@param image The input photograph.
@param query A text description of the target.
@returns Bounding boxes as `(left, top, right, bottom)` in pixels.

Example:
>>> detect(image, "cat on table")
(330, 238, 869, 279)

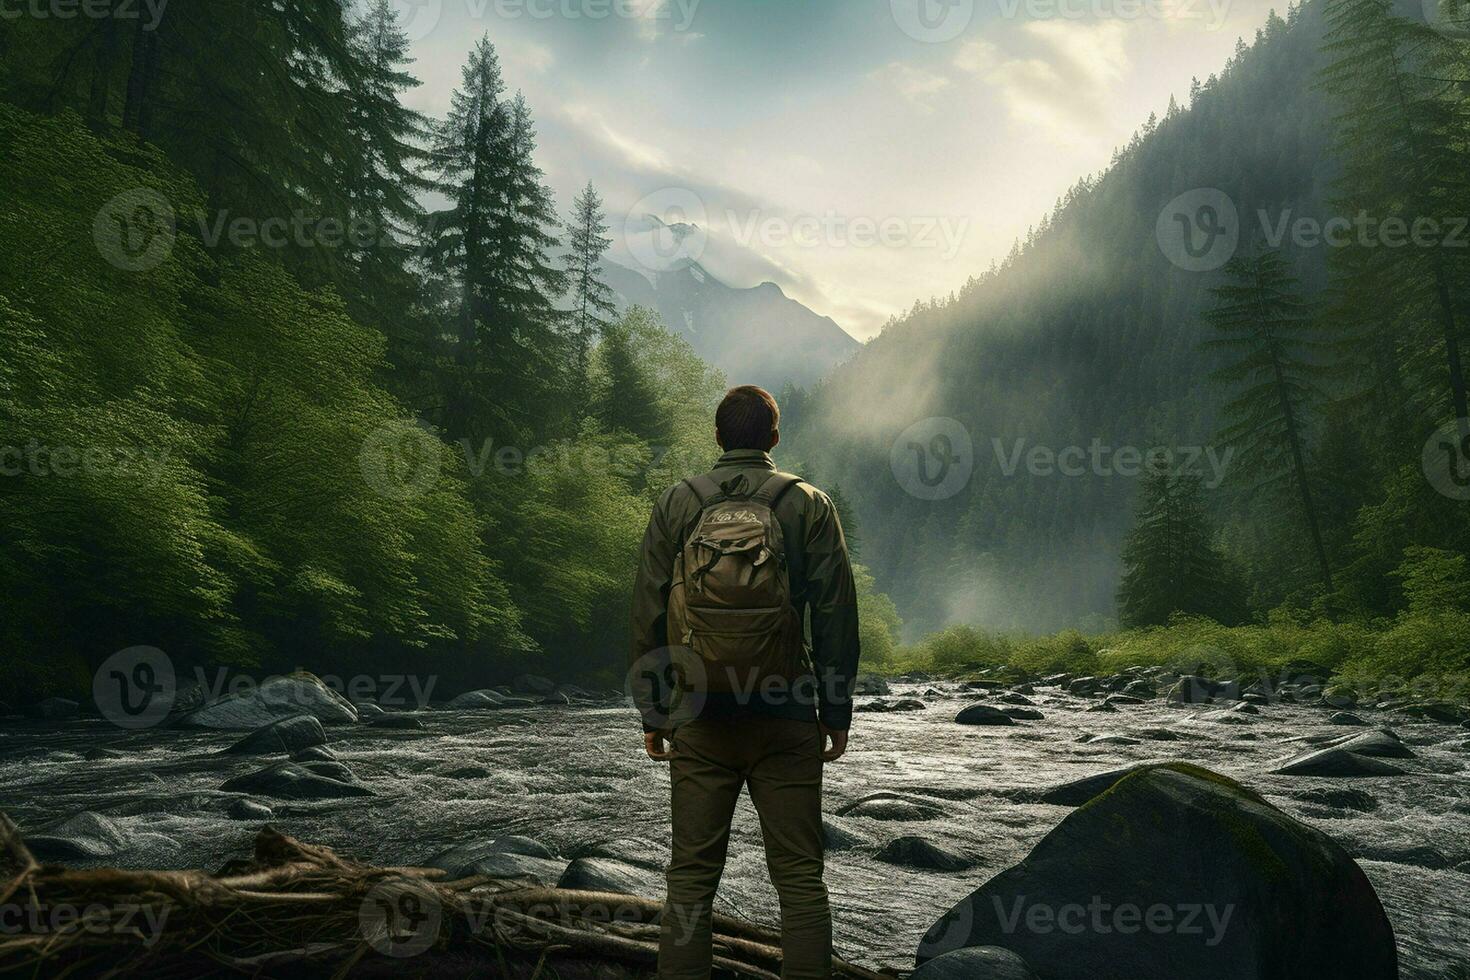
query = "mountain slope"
(601, 259, 860, 391)
(787, 3, 1340, 636)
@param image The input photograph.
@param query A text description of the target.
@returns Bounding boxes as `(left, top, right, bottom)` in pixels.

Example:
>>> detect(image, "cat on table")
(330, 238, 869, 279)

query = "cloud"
(953, 21, 1130, 144)
(869, 61, 952, 112)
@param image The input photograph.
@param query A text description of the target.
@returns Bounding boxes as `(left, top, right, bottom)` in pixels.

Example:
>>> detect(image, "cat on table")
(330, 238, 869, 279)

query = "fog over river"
(3, 681, 1468, 978)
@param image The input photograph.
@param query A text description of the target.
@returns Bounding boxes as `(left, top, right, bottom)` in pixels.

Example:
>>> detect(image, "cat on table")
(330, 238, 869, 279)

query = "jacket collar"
(714, 449, 776, 471)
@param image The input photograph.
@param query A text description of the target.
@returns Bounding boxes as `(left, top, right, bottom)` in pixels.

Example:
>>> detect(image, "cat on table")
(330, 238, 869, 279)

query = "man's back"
(630, 385, 859, 980)
(631, 447, 860, 731)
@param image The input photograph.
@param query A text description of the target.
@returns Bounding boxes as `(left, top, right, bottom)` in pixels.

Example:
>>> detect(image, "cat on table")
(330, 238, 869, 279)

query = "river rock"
(1121, 679, 1157, 698)
(854, 674, 892, 696)
(370, 713, 425, 730)
(84, 746, 126, 760)
(557, 857, 661, 896)
(823, 816, 872, 851)
(1036, 763, 1160, 806)
(445, 689, 537, 710)
(877, 836, 971, 871)
(955, 705, 1015, 726)
(1292, 787, 1377, 812)
(291, 745, 336, 763)
(917, 764, 1396, 980)
(219, 761, 372, 799)
(510, 674, 557, 696)
(1329, 711, 1368, 726)
(429, 837, 567, 884)
(1317, 728, 1414, 759)
(1166, 675, 1228, 705)
(838, 794, 944, 821)
(1085, 702, 1117, 713)
(912, 947, 1040, 980)
(179, 672, 357, 729)
(999, 693, 1035, 705)
(33, 698, 79, 720)
(227, 799, 274, 820)
(1000, 707, 1044, 721)
(26, 811, 130, 860)
(1084, 734, 1141, 746)
(1271, 747, 1405, 777)
(354, 701, 387, 721)
(222, 715, 327, 755)
(1351, 844, 1451, 869)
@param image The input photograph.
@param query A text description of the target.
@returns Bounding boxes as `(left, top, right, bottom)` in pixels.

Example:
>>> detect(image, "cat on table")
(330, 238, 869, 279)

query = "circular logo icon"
(359, 878, 441, 958)
(891, 417, 974, 501)
(1422, 418, 1470, 500)
(93, 646, 176, 729)
(891, 0, 975, 42)
(359, 420, 442, 501)
(1156, 188, 1239, 272)
(389, 0, 444, 42)
(626, 646, 708, 731)
(93, 188, 176, 273)
(624, 188, 709, 273)
(1423, 0, 1470, 37)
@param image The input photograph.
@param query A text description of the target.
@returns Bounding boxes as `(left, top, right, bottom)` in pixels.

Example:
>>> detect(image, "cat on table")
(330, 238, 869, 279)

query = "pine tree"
(1117, 469, 1244, 627)
(566, 181, 618, 401)
(426, 39, 568, 441)
(594, 319, 668, 445)
(1203, 250, 1334, 592)
(1320, 0, 1470, 422)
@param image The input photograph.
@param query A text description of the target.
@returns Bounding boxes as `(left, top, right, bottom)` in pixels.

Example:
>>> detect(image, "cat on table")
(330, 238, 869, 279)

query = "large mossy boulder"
(222, 715, 327, 755)
(178, 672, 357, 729)
(917, 764, 1396, 980)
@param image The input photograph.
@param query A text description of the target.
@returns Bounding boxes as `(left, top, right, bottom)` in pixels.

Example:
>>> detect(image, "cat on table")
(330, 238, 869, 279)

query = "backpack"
(667, 471, 807, 694)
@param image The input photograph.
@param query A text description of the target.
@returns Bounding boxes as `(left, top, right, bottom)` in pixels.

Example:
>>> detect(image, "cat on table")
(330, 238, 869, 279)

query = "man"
(630, 384, 860, 980)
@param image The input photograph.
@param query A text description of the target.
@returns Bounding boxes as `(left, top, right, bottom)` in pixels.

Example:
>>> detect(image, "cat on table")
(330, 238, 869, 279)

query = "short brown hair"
(716, 385, 780, 451)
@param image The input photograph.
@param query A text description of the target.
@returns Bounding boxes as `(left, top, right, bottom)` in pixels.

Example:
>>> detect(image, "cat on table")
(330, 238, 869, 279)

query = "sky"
(389, 0, 1288, 340)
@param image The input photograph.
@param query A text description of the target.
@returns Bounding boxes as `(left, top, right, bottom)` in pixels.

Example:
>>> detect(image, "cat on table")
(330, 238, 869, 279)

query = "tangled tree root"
(0, 813, 890, 979)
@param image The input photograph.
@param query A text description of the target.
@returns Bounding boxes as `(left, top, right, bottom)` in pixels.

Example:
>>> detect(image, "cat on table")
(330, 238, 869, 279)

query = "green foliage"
(1391, 546, 1470, 615)
(0, 104, 519, 693)
(854, 564, 902, 668)
(1118, 469, 1246, 627)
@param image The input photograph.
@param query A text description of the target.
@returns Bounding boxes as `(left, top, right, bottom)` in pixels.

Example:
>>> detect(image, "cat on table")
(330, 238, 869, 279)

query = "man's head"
(715, 385, 780, 452)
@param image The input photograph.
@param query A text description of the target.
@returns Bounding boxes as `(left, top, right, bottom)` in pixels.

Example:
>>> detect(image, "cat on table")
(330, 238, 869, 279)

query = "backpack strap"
(683, 474, 723, 506)
(751, 472, 803, 509)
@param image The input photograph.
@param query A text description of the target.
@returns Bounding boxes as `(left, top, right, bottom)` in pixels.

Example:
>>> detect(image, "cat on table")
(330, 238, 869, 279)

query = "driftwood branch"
(0, 811, 890, 980)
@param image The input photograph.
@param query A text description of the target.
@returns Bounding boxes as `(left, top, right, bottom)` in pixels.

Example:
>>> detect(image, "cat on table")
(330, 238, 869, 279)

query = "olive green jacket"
(631, 449, 860, 731)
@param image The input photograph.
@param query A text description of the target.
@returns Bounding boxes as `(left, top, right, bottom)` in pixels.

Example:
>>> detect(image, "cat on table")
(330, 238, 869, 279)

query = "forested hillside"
(789, 0, 1470, 638)
(0, 1, 740, 698)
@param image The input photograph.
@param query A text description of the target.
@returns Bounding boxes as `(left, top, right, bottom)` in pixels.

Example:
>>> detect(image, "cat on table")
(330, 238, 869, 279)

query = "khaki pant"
(657, 716, 831, 980)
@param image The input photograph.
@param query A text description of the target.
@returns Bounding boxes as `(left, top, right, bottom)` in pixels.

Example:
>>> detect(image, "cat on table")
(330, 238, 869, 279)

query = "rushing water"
(2, 682, 1468, 978)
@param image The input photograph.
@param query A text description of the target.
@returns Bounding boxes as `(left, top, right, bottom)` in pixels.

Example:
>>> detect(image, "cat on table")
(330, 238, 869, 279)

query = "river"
(2, 681, 1467, 977)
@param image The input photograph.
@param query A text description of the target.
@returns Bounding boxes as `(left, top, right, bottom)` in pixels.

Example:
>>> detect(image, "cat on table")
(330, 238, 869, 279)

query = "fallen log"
(0, 812, 887, 980)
